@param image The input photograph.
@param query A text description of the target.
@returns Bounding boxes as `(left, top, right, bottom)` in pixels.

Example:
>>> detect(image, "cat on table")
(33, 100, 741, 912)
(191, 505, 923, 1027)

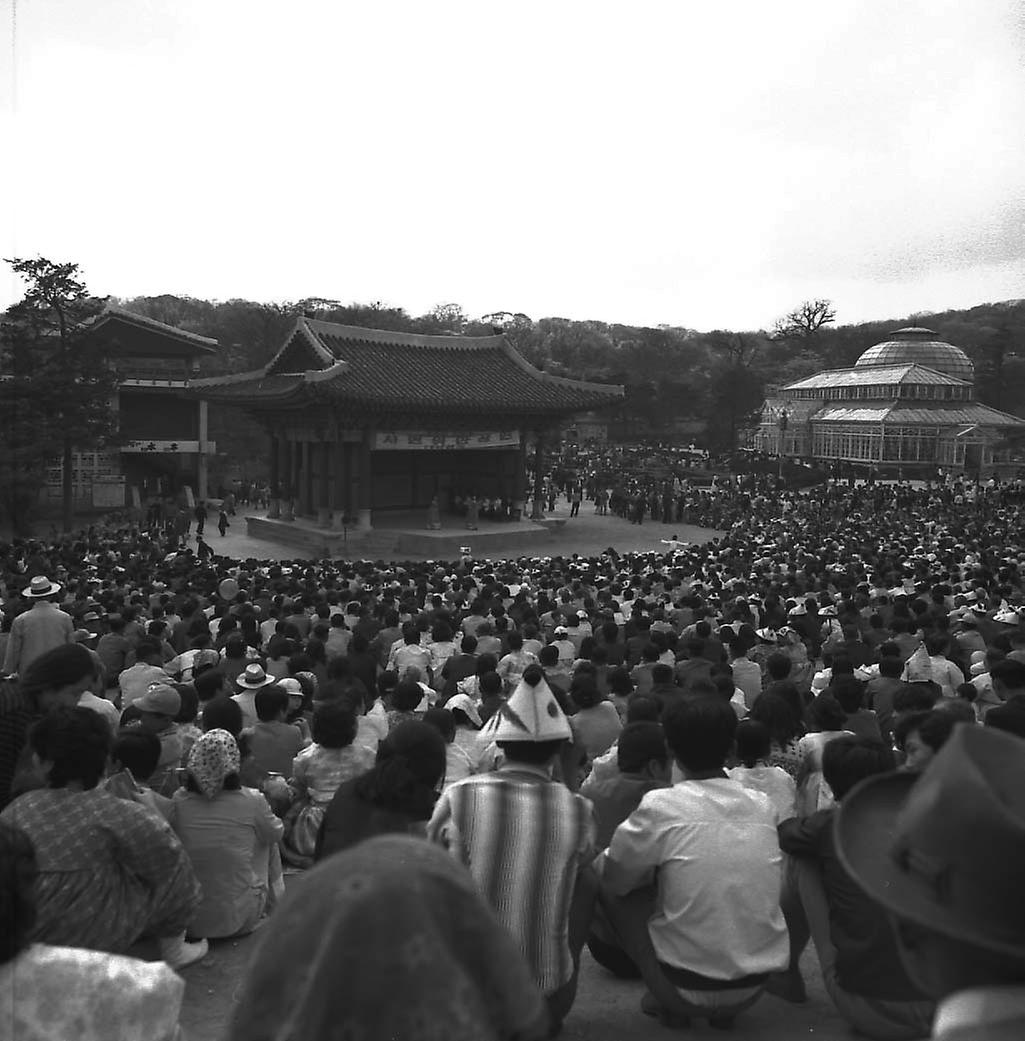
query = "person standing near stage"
(193, 501, 207, 537)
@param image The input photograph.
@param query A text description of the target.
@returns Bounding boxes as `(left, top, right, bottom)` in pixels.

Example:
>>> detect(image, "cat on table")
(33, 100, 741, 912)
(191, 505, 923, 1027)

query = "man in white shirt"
(598, 696, 789, 1029)
(728, 640, 762, 710)
(119, 639, 174, 709)
(387, 626, 433, 681)
(550, 627, 577, 669)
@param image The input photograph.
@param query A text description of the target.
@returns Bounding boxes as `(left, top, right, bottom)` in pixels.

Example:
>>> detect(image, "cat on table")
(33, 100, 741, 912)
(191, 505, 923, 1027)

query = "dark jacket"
(778, 810, 928, 1001)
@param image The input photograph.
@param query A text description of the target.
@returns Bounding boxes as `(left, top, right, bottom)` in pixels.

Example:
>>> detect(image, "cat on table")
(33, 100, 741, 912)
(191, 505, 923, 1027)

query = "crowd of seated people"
(2, 471, 1025, 1038)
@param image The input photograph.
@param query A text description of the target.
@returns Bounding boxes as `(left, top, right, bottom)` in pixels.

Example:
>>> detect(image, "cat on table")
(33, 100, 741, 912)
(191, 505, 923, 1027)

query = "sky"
(2, 0, 1024, 332)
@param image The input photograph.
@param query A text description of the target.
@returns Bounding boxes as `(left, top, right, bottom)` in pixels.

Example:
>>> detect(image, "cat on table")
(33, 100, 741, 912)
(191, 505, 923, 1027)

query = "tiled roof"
(196, 318, 623, 414)
(190, 372, 303, 398)
(85, 305, 218, 351)
(784, 363, 968, 391)
(811, 403, 1025, 427)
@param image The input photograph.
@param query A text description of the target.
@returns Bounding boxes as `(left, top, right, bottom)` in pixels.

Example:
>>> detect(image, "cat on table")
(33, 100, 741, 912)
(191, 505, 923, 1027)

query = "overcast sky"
(2, 0, 1023, 331)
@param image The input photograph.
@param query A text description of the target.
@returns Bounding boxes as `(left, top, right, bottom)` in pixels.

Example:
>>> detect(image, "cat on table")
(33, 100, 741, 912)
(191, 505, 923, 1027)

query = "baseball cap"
(135, 683, 182, 717)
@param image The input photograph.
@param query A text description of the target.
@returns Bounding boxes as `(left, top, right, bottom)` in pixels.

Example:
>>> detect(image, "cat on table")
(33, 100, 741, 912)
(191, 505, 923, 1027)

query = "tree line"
(119, 291, 1025, 449)
(3, 255, 1024, 533)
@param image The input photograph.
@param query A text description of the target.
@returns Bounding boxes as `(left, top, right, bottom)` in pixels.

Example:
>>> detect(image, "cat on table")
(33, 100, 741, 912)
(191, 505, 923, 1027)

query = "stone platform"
(246, 511, 560, 560)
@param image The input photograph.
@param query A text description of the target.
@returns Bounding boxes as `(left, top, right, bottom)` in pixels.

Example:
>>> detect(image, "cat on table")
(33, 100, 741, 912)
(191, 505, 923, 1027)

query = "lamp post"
(777, 408, 789, 486)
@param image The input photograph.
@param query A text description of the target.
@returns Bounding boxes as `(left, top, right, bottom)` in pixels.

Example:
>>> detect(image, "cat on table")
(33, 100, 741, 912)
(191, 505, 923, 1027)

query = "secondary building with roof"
(752, 327, 1025, 474)
(194, 318, 622, 544)
(41, 306, 219, 510)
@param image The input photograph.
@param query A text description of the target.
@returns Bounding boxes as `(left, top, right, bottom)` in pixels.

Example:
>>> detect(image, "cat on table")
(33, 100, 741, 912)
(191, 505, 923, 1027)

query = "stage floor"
(227, 506, 722, 562)
(246, 510, 562, 558)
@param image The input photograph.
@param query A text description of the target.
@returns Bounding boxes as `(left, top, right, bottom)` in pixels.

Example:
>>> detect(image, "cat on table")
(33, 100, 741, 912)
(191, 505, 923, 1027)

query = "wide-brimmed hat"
(23, 576, 61, 599)
(835, 724, 1025, 958)
(237, 663, 273, 689)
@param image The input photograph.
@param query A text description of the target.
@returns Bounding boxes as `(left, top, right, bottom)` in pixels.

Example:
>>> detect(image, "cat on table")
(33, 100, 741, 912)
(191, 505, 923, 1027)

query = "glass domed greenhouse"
(753, 327, 1025, 474)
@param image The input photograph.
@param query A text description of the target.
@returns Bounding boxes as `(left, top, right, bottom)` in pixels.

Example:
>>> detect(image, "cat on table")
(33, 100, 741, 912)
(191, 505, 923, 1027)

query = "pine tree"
(2, 258, 122, 533)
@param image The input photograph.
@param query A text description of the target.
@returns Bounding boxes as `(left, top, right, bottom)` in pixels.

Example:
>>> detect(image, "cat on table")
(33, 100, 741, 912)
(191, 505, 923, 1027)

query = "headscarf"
(228, 835, 548, 1041)
(186, 728, 240, 799)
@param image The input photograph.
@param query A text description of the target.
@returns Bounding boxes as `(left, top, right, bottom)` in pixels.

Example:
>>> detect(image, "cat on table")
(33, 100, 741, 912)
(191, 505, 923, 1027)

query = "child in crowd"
(106, 729, 174, 821)
(245, 684, 305, 783)
(422, 707, 475, 789)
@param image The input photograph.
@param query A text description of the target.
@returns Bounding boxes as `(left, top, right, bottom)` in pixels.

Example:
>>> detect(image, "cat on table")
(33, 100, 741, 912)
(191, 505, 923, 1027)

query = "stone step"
(245, 515, 401, 560)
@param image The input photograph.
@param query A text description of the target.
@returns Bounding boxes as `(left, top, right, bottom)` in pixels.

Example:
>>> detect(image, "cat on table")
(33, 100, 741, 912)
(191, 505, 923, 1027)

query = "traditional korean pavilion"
(39, 306, 219, 510)
(753, 327, 1025, 474)
(194, 318, 623, 532)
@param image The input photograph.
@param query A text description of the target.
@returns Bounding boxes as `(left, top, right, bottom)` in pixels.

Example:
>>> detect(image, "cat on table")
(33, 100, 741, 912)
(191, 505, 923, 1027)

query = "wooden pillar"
(356, 430, 373, 530)
(281, 437, 294, 521)
(530, 431, 545, 519)
(197, 399, 209, 501)
(300, 440, 312, 516)
(317, 441, 331, 528)
(333, 438, 349, 527)
(267, 434, 281, 519)
(512, 435, 527, 519)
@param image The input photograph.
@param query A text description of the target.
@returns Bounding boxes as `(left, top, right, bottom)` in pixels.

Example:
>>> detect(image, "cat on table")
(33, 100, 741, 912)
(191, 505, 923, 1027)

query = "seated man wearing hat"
(129, 684, 184, 798)
(233, 664, 275, 729)
(836, 725, 1025, 1040)
(427, 665, 598, 1034)
(778, 736, 934, 1038)
(598, 696, 789, 1029)
(3, 577, 74, 677)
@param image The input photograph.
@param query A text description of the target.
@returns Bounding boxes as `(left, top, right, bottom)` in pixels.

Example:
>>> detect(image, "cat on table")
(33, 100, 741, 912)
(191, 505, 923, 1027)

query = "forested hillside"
(116, 293, 1025, 481)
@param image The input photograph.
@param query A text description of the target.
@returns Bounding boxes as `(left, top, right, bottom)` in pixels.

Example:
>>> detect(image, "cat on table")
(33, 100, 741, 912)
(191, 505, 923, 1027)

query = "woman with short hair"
(282, 699, 375, 867)
(315, 720, 446, 860)
(0, 820, 187, 1041)
(0, 707, 205, 968)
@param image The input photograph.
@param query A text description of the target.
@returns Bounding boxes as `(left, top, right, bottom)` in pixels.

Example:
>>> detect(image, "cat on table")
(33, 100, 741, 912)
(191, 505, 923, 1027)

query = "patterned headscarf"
(228, 835, 548, 1041)
(187, 729, 241, 799)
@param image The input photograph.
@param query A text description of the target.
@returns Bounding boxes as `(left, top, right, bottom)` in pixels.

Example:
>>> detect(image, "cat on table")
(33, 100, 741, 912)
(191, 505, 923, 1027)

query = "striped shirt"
(427, 763, 596, 993)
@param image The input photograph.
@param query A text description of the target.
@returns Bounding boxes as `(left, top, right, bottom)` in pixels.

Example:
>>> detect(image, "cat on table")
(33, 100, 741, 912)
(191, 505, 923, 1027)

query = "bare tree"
(773, 299, 836, 350)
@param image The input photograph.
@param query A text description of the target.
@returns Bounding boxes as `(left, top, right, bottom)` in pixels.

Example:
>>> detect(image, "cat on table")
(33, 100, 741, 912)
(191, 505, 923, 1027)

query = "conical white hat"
(483, 669, 571, 742)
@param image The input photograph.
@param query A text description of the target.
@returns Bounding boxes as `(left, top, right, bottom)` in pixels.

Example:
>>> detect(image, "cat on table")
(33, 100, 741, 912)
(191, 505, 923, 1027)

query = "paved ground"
(205, 501, 726, 563)
(170, 502, 853, 1038)
(174, 925, 849, 1041)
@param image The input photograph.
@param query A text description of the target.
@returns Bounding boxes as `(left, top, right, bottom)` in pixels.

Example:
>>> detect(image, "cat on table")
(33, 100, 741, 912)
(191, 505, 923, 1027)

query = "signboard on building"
(91, 475, 126, 508)
(121, 440, 214, 453)
(374, 430, 520, 451)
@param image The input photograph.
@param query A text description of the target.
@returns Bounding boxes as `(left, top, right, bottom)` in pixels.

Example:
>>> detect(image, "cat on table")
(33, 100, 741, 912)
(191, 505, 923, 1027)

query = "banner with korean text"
(374, 430, 520, 451)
